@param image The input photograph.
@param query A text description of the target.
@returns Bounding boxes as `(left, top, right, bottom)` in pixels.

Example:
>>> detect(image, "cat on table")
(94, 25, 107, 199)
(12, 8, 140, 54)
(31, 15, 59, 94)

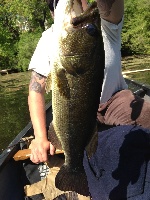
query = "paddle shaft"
(13, 149, 64, 161)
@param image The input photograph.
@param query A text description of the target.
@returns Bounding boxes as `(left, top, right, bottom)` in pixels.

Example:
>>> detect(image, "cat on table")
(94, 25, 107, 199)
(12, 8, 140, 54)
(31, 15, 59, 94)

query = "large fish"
(46, 0, 105, 196)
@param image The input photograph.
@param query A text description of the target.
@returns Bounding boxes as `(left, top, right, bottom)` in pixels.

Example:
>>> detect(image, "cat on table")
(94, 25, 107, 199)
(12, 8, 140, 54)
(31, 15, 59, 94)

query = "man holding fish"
(28, 0, 150, 199)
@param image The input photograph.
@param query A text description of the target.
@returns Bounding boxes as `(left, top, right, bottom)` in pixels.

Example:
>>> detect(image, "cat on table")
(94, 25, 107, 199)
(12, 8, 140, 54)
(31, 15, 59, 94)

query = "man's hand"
(29, 138, 55, 164)
(96, 0, 124, 24)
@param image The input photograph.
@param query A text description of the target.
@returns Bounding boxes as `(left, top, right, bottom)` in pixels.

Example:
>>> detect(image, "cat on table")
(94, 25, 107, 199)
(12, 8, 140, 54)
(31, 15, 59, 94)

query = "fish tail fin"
(55, 164, 89, 197)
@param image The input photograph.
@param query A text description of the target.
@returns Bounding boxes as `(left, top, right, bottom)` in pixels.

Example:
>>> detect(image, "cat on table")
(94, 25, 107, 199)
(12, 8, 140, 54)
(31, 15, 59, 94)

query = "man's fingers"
(29, 139, 55, 163)
(41, 149, 48, 162)
(30, 148, 47, 163)
(30, 151, 40, 164)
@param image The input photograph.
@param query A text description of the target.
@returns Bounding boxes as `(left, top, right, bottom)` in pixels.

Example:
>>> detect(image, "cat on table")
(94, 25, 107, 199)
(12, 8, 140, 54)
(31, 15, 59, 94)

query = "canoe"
(0, 79, 150, 200)
(124, 78, 150, 101)
(0, 101, 53, 200)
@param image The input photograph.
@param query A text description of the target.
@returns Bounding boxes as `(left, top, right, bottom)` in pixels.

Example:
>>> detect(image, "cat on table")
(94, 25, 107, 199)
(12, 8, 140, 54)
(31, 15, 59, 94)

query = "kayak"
(0, 79, 150, 200)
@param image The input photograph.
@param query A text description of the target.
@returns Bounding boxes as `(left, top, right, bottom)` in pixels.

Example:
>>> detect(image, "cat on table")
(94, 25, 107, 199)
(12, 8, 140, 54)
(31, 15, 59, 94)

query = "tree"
(122, 0, 150, 55)
(17, 30, 42, 72)
(0, 0, 20, 69)
(1, 0, 149, 71)
(4, 0, 53, 31)
(0, 0, 53, 70)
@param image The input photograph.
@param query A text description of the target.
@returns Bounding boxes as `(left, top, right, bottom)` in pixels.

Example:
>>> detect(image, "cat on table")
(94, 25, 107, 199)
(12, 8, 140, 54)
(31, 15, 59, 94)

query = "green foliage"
(4, 0, 53, 31)
(17, 29, 42, 72)
(122, 0, 150, 55)
(0, 0, 150, 71)
(0, 0, 19, 69)
(0, 0, 53, 71)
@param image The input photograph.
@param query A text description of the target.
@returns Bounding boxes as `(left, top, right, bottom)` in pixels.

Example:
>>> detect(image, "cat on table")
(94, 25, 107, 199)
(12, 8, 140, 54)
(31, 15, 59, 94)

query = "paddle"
(13, 149, 64, 161)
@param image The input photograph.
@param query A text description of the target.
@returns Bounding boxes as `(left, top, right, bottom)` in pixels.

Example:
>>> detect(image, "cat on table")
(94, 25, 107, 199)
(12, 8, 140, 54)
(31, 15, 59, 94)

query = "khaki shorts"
(24, 155, 91, 200)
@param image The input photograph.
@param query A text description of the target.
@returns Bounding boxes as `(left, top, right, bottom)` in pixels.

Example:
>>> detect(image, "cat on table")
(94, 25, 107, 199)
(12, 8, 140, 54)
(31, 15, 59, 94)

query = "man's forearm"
(28, 71, 55, 163)
(28, 71, 47, 140)
(28, 92, 47, 139)
(97, 0, 124, 24)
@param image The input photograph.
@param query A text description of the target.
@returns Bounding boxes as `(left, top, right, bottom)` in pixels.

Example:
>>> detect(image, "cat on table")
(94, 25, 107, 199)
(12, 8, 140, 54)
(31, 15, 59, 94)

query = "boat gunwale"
(125, 78, 150, 97)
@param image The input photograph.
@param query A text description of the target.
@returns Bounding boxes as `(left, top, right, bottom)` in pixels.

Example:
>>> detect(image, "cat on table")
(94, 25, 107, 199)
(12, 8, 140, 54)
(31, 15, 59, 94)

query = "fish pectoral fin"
(85, 125, 98, 158)
(48, 121, 62, 150)
(45, 72, 52, 93)
(61, 56, 89, 75)
(56, 68, 70, 99)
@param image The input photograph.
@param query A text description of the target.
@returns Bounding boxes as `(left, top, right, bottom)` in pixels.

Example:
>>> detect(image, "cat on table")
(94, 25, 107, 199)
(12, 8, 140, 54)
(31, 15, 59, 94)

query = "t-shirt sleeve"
(100, 17, 128, 103)
(28, 27, 53, 77)
(101, 17, 124, 45)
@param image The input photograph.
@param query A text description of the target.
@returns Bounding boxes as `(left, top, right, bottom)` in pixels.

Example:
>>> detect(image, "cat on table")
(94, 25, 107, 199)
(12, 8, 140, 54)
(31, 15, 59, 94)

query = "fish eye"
(85, 24, 98, 37)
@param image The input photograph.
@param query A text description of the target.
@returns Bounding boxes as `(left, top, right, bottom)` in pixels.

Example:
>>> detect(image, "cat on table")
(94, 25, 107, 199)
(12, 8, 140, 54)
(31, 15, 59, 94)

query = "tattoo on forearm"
(98, 0, 115, 17)
(29, 71, 46, 93)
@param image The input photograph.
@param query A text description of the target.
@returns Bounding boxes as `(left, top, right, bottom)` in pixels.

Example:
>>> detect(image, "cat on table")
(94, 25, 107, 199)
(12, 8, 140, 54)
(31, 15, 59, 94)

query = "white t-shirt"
(100, 18, 128, 103)
(28, 19, 128, 103)
(28, 25, 54, 77)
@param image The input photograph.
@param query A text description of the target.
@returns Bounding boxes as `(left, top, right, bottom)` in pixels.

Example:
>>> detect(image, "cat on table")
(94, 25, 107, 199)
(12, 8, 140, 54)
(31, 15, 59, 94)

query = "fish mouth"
(53, 1, 99, 32)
